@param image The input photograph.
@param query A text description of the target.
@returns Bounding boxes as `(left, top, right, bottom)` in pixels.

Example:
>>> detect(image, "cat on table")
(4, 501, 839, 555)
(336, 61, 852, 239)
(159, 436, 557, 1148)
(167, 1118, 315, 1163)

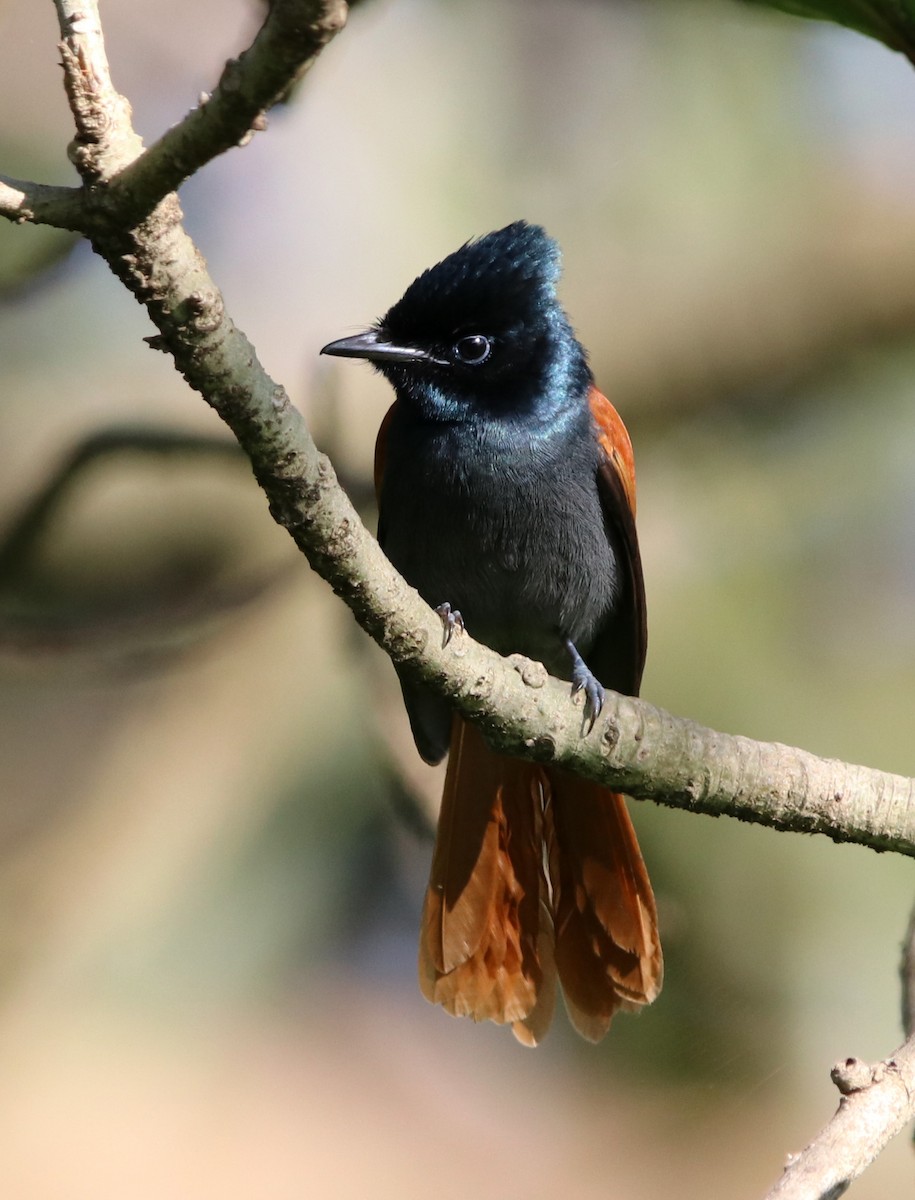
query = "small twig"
(761, 908, 915, 1199)
(763, 1054, 915, 1200)
(0, 177, 85, 230)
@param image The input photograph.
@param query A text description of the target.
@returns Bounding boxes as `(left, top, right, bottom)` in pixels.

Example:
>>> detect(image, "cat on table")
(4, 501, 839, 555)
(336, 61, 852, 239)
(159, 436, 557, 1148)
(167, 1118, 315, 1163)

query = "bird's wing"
(543, 388, 660, 1042)
(373, 400, 397, 540)
(374, 401, 453, 763)
(588, 385, 647, 696)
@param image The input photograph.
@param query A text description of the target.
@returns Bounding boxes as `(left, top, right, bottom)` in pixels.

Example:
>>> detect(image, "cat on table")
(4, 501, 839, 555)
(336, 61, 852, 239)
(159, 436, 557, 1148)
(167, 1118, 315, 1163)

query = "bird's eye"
(452, 334, 492, 365)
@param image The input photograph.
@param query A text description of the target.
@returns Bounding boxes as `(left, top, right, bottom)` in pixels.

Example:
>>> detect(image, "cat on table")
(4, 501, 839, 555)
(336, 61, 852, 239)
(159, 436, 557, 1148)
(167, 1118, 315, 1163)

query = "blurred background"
(0, 0, 914, 1195)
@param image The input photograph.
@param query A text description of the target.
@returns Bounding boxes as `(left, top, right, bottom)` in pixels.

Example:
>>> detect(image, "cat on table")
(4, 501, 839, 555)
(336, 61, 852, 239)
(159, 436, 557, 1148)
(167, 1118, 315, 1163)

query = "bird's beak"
(320, 329, 441, 365)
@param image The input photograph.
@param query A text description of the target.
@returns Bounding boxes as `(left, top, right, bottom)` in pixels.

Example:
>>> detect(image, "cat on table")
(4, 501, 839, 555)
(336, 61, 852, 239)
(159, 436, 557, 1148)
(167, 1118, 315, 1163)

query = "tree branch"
(762, 907, 915, 1199)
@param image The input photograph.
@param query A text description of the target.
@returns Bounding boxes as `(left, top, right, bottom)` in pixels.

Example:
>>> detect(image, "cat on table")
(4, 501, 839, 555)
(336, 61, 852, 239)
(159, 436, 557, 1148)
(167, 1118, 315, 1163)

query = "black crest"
(382, 221, 562, 346)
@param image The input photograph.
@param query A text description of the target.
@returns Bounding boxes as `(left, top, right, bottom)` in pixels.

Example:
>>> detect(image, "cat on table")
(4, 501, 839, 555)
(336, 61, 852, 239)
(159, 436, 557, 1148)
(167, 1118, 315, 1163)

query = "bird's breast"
(378, 415, 620, 674)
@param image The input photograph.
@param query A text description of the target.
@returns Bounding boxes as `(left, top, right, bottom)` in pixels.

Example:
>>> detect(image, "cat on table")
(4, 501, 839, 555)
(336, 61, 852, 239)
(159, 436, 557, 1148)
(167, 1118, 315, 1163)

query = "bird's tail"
(418, 717, 662, 1045)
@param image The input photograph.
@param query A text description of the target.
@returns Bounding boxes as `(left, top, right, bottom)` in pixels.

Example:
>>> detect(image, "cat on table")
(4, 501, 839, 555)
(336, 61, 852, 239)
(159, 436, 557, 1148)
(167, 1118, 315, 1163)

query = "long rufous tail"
(419, 718, 662, 1045)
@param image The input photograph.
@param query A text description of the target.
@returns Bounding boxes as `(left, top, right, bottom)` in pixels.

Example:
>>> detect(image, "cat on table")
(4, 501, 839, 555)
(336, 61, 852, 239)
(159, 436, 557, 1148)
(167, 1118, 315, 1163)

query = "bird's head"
(321, 221, 591, 425)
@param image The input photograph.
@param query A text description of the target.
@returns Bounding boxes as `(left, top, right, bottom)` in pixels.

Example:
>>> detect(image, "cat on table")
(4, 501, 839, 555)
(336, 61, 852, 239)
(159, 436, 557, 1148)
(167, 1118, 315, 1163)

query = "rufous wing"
(589, 385, 647, 695)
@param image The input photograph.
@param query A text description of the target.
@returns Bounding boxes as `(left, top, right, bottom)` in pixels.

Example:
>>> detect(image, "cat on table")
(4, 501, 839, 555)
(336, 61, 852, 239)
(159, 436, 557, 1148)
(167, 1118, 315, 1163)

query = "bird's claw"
(566, 638, 604, 733)
(571, 672, 604, 732)
(435, 602, 464, 649)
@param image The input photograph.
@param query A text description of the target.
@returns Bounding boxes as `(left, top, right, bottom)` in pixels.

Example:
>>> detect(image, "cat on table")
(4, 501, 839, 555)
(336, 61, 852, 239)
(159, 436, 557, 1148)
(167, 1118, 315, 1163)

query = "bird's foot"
(565, 638, 604, 732)
(435, 602, 465, 649)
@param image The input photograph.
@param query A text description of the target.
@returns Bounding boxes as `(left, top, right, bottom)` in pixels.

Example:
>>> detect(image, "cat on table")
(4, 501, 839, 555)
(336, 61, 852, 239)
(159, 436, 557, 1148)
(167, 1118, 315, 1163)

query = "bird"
(321, 220, 661, 1045)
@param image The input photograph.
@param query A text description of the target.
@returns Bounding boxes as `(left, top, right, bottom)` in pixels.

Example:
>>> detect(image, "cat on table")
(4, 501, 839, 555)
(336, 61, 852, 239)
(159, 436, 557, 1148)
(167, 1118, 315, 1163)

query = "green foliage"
(742, 0, 915, 58)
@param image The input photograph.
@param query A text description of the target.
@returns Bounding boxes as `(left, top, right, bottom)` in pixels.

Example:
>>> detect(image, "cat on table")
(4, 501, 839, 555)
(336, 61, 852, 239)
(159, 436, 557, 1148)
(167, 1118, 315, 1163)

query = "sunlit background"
(0, 0, 914, 1195)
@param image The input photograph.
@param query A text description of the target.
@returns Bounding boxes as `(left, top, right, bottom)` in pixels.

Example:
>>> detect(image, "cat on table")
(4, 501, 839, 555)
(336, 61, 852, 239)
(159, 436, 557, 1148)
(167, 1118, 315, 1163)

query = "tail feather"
(419, 718, 556, 1043)
(418, 718, 661, 1044)
(546, 769, 662, 1041)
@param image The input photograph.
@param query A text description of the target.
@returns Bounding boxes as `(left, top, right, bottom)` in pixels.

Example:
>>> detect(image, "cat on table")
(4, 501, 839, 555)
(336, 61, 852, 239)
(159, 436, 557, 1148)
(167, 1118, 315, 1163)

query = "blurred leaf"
(0, 214, 77, 299)
(741, 0, 915, 57)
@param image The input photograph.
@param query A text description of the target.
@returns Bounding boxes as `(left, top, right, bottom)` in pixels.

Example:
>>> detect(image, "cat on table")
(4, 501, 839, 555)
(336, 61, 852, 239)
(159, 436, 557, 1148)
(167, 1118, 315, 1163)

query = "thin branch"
(0, 177, 85, 231)
(762, 910, 915, 1199)
(107, 0, 348, 224)
(49, 0, 346, 221)
(54, 1, 144, 183)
